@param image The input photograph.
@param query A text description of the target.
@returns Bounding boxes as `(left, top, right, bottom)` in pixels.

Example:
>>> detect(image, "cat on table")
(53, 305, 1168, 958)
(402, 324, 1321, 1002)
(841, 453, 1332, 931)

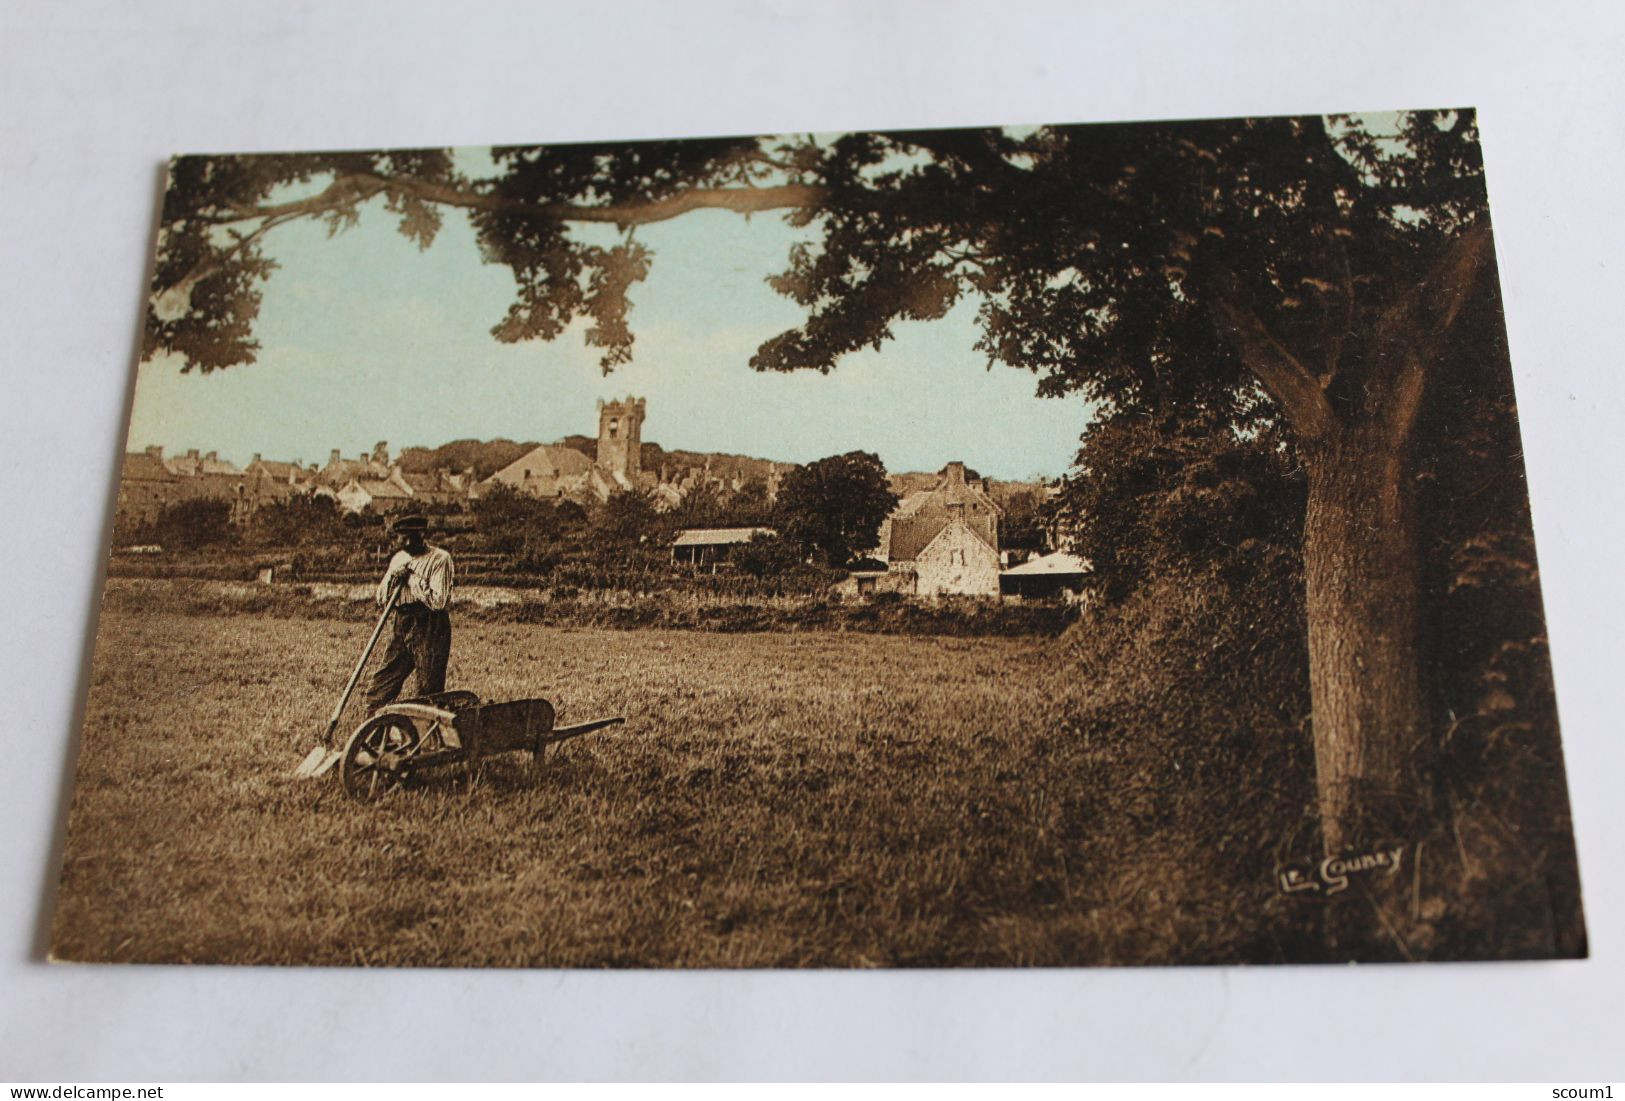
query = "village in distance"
(111, 394, 1089, 609)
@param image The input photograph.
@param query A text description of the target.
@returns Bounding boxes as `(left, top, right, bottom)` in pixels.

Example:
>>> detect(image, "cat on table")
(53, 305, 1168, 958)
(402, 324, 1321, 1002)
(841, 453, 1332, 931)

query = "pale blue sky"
(127, 150, 1095, 481)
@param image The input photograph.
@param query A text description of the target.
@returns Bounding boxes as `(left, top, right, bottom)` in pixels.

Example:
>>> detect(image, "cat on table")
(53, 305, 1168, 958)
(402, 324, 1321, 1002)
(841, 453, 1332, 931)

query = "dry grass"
(50, 594, 1308, 968)
(53, 570, 1581, 968)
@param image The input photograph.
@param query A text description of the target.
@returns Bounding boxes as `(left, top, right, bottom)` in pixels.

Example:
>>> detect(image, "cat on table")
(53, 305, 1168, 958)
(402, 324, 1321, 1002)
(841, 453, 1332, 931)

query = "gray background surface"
(2, 0, 1620, 1081)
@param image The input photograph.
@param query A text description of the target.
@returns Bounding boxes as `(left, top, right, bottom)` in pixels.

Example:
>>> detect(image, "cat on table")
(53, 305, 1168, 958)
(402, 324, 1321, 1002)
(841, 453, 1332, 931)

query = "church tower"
(596, 395, 646, 482)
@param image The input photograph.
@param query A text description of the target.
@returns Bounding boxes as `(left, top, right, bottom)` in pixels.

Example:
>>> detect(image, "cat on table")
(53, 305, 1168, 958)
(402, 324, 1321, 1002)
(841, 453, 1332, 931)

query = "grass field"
(53, 572, 1374, 967)
(57, 572, 1587, 967)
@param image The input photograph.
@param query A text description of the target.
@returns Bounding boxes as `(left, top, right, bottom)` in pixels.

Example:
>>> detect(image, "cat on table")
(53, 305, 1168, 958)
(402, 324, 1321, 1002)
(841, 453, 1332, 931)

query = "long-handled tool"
(295, 583, 401, 778)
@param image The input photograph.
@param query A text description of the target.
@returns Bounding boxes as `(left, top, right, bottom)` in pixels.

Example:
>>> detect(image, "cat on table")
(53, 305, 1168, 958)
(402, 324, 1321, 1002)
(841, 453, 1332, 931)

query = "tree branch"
(1384, 350, 1428, 450)
(165, 172, 825, 329)
(151, 210, 302, 321)
(1369, 221, 1494, 441)
(198, 172, 823, 230)
(1412, 220, 1493, 333)
(1209, 286, 1338, 442)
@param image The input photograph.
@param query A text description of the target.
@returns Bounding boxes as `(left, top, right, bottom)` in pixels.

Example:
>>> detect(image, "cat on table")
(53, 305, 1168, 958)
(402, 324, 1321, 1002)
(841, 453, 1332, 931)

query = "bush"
(243, 494, 350, 548)
(731, 532, 804, 579)
(149, 498, 235, 551)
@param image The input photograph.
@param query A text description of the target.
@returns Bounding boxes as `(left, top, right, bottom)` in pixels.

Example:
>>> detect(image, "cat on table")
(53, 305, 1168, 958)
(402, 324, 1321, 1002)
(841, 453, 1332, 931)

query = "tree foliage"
(591, 488, 663, 546)
(242, 492, 352, 547)
(397, 438, 539, 480)
(146, 141, 810, 373)
(148, 497, 234, 551)
(775, 451, 898, 567)
(724, 476, 775, 527)
(731, 532, 805, 579)
(146, 116, 1490, 458)
(667, 481, 728, 530)
(1053, 414, 1305, 600)
(996, 487, 1051, 554)
(470, 482, 585, 558)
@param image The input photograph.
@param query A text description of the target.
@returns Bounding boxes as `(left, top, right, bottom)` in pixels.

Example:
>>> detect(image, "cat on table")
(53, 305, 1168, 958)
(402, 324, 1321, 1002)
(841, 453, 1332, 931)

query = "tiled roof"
(354, 478, 413, 499)
(167, 456, 243, 476)
(122, 453, 177, 482)
(917, 517, 997, 558)
(884, 465, 1003, 560)
(891, 490, 933, 520)
(321, 459, 392, 485)
(398, 470, 450, 492)
(491, 444, 593, 483)
(250, 460, 307, 481)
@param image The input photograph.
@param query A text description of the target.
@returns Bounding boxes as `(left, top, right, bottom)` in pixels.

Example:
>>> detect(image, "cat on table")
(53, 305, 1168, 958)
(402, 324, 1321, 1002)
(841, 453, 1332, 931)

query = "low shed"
(671, 526, 777, 569)
(999, 551, 1092, 600)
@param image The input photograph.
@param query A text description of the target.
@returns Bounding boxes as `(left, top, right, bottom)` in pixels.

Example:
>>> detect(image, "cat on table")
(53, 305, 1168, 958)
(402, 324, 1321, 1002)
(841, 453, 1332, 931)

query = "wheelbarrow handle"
(320, 582, 402, 745)
(542, 716, 627, 746)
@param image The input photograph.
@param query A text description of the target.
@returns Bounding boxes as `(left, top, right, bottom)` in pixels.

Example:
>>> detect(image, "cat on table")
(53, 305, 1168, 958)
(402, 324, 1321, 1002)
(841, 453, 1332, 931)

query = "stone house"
(245, 453, 313, 487)
(398, 468, 474, 508)
(165, 453, 254, 513)
(317, 442, 394, 490)
(336, 473, 416, 514)
(115, 447, 181, 529)
(913, 517, 1002, 597)
(485, 443, 595, 500)
(481, 397, 788, 514)
(164, 448, 242, 478)
(873, 461, 1003, 596)
(483, 396, 658, 505)
(117, 446, 317, 530)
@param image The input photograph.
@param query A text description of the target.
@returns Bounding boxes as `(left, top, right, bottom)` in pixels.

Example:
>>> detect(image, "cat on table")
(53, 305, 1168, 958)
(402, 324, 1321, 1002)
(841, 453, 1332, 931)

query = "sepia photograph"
(47, 111, 1585, 969)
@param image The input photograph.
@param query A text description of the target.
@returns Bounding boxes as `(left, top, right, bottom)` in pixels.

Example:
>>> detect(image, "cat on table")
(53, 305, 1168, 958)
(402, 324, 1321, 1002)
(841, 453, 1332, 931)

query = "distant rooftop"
(1001, 551, 1092, 576)
(671, 526, 777, 548)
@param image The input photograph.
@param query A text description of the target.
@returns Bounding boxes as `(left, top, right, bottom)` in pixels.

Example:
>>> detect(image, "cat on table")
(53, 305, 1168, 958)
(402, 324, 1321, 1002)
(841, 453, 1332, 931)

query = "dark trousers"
(364, 605, 451, 711)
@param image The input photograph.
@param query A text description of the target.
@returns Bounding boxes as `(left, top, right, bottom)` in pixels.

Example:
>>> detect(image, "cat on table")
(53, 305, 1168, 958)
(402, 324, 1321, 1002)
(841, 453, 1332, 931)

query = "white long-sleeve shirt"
(378, 545, 454, 610)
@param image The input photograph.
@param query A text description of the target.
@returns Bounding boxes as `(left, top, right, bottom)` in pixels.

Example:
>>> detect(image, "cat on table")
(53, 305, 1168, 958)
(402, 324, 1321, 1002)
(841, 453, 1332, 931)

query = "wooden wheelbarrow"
(336, 689, 625, 803)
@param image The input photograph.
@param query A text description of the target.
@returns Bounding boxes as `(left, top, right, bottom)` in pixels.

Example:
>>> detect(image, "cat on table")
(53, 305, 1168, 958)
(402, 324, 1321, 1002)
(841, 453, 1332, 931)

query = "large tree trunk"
(1211, 224, 1491, 897)
(1301, 428, 1429, 853)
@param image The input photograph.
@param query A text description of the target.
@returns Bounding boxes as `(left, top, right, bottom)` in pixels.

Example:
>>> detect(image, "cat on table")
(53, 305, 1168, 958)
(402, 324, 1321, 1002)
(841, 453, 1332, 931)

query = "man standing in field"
(365, 512, 455, 711)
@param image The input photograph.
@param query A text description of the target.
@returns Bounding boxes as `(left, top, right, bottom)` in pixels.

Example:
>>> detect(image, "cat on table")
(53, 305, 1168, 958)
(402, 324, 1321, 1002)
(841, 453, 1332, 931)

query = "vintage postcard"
(50, 112, 1585, 966)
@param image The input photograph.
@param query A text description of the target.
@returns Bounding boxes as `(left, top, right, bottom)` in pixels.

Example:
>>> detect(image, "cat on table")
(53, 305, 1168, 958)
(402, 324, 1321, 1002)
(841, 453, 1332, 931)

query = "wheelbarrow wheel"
(339, 714, 421, 803)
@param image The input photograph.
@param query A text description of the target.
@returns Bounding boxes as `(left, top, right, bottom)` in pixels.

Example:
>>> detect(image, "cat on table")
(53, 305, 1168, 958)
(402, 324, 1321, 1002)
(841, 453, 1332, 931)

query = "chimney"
(373, 441, 389, 464)
(145, 445, 163, 459)
(205, 450, 218, 462)
(329, 449, 341, 466)
(186, 448, 200, 460)
(251, 452, 262, 465)
(945, 461, 966, 486)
